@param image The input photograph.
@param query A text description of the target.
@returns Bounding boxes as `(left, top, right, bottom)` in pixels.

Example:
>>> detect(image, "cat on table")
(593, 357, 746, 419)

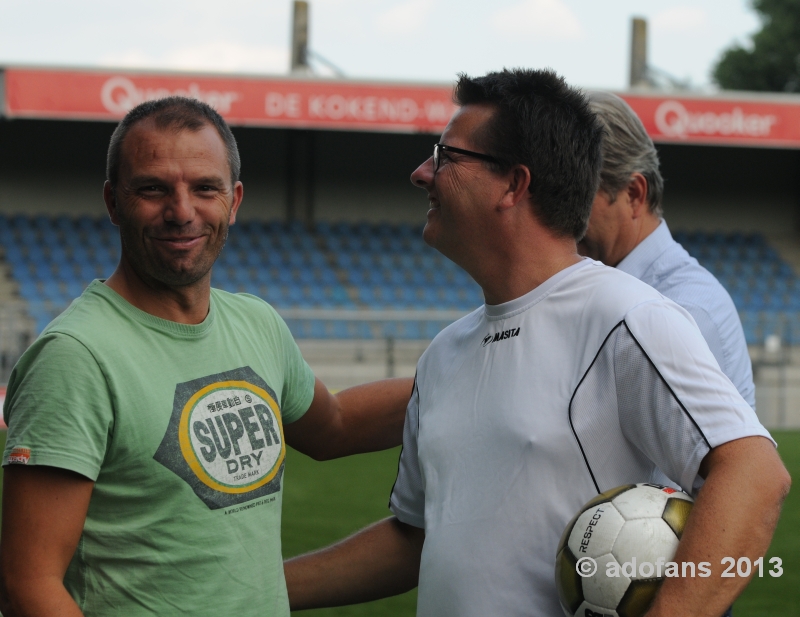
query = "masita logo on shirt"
(481, 327, 521, 347)
(154, 366, 286, 510)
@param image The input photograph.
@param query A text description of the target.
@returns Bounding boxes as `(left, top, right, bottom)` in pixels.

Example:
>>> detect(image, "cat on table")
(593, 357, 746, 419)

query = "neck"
(459, 222, 582, 306)
(104, 257, 211, 325)
(637, 213, 662, 245)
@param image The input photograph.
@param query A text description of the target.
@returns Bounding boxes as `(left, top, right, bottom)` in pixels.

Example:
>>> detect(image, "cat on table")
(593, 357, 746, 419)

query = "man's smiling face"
(410, 104, 503, 263)
(109, 120, 242, 289)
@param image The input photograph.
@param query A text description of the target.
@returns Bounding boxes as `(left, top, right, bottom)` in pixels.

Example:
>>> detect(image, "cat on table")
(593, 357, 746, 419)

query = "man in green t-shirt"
(0, 97, 412, 617)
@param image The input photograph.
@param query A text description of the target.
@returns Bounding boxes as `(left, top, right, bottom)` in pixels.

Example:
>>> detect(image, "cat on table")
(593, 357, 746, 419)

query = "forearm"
(332, 377, 413, 456)
(285, 516, 424, 610)
(0, 466, 93, 617)
(646, 437, 790, 617)
(0, 577, 84, 617)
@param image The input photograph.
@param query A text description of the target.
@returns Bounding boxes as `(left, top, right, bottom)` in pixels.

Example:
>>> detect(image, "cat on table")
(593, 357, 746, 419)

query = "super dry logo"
(182, 384, 284, 492)
(481, 327, 521, 347)
(155, 367, 285, 510)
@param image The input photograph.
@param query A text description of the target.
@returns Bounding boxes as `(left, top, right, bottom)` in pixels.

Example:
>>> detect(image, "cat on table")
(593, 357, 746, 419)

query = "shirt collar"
(616, 219, 674, 280)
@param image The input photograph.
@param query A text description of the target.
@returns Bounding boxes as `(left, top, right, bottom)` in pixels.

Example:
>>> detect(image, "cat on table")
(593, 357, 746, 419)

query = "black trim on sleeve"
(568, 322, 624, 494)
(568, 320, 714, 496)
(622, 321, 712, 449)
(387, 373, 419, 509)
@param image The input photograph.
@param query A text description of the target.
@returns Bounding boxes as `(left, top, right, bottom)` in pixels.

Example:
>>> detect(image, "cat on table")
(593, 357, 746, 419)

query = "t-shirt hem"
(707, 423, 775, 449)
(389, 498, 425, 529)
(2, 450, 100, 481)
(681, 424, 775, 491)
(281, 370, 316, 425)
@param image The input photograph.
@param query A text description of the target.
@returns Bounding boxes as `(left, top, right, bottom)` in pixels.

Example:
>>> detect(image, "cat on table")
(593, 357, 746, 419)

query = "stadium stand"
(1, 214, 797, 345)
(0, 214, 482, 339)
(672, 231, 800, 346)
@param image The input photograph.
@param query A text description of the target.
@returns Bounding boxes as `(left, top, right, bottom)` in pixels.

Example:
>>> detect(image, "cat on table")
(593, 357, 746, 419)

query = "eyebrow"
(128, 175, 227, 187)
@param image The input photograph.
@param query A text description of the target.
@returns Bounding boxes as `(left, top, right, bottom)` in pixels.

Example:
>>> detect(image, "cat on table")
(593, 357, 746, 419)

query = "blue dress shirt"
(617, 220, 756, 409)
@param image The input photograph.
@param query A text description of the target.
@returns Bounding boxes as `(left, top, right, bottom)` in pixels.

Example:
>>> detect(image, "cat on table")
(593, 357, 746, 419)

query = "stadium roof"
(3, 65, 800, 148)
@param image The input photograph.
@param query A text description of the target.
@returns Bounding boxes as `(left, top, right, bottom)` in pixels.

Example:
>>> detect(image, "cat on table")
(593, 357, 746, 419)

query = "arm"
(646, 435, 790, 617)
(285, 516, 424, 610)
(0, 466, 94, 617)
(283, 377, 413, 460)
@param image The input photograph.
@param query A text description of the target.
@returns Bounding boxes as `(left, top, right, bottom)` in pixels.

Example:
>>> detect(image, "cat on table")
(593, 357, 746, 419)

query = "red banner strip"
(5, 67, 800, 146)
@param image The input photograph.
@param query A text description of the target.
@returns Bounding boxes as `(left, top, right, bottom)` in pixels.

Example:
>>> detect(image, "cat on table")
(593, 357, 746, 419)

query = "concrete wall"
(1, 118, 799, 236)
(0, 118, 432, 224)
(658, 143, 800, 236)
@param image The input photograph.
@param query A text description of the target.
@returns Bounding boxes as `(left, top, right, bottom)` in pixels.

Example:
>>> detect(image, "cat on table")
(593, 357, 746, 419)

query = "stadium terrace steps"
(766, 235, 800, 279)
(1, 215, 800, 348)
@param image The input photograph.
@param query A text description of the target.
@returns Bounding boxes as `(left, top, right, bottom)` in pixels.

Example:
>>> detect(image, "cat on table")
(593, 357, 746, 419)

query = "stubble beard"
(117, 218, 229, 289)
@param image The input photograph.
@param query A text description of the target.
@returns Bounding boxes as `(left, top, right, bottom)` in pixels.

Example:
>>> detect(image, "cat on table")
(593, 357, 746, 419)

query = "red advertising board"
(3, 67, 456, 133)
(4, 66, 800, 147)
(621, 93, 800, 148)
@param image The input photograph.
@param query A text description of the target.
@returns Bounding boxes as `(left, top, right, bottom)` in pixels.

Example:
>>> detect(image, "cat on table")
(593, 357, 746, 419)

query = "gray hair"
(586, 91, 663, 216)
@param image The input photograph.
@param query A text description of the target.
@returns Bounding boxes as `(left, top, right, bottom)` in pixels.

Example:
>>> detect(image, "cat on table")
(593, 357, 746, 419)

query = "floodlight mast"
(630, 17, 648, 88)
(291, 1, 311, 74)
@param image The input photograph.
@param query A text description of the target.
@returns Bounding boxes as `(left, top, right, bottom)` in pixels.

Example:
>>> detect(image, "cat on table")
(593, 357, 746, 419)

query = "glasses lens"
(433, 144, 439, 173)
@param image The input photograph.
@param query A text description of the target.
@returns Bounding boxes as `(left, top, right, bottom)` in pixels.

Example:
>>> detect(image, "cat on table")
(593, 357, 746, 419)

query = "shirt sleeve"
(2, 333, 114, 480)
(675, 300, 756, 411)
(618, 300, 773, 491)
(271, 309, 316, 425)
(389, 376, 425, 529)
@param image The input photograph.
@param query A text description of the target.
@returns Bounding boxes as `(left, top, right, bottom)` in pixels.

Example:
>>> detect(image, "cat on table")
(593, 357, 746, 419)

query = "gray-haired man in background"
(578, 91, 755, 409)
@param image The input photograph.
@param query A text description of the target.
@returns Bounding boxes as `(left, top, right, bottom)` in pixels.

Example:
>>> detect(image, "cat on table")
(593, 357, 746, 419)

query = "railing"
(0, 303, 35, 383)
(277, 307, 467, 342)
(3, 302, 800, 429)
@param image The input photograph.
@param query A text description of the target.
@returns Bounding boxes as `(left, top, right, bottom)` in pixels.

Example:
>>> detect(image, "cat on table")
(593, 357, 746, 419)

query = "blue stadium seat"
(6, 217, 794, 341)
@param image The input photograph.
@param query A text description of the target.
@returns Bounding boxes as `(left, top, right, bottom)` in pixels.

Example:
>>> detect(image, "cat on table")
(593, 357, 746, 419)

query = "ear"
(229, 181, 244, 225)
(497, 164, 532, 211)
(626, 173, 649, 219)
(103, 181, 120, 226)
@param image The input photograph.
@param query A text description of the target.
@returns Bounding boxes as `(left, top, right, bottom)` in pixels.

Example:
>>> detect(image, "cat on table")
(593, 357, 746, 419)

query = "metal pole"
(629, 17, 648, 88)
(291, 1, 311, 74)
(386, 336, 395, 378)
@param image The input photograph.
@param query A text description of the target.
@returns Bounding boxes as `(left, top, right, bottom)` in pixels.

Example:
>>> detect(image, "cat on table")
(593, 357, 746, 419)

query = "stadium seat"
(6, 217, 795, 341)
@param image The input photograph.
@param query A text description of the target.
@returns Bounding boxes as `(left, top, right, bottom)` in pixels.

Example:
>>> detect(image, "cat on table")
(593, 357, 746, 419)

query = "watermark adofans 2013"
(575, 556, 783, 579)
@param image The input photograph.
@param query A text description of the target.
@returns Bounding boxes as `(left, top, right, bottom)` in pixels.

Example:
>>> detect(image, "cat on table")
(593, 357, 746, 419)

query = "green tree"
(713, 0, 800, 92)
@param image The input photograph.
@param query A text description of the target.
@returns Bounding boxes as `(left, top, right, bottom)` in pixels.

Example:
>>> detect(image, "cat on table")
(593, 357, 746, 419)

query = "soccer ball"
(555, 483, 694, 617)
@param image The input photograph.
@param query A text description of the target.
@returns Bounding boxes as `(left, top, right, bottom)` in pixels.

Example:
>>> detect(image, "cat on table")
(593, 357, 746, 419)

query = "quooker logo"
(654, 100, 778, 140)
(481, 327, 521, 347)
(154, 366, 285, 509)
(100, 76, 240, 115)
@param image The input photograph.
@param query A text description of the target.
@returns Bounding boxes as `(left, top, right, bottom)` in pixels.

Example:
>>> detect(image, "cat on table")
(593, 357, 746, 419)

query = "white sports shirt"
(390, 259, 771, 617)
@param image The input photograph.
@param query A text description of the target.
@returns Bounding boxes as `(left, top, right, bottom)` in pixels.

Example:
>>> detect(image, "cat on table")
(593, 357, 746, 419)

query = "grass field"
(0, 431, 795, 615)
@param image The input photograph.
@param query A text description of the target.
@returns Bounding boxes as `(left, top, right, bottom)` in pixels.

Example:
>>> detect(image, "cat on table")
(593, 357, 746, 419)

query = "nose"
(410, 156, 435, 189)
(164, 186, 196, 225)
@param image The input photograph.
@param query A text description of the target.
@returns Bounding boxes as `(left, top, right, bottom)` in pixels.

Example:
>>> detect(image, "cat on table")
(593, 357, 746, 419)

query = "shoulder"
(653, 248, 732, 305)
(37, 283, 118, 346)
(649, 253, 740, 327)
(212, 287, 275, 313)
(416, 306, 484, 370)
(211, 289, 287, 326)
(558, 261, 668, 321)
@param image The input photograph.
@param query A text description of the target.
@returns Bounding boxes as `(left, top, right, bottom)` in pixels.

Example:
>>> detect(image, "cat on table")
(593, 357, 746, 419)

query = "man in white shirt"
(284, 69, 789, 617)
(578, 91, 755, 409)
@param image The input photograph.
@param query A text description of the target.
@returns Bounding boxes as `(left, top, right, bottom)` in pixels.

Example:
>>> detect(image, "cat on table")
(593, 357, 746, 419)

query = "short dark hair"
(453, 69, 604, 240)
(106, 96, 241, 188)
(586, 91, 664, 216)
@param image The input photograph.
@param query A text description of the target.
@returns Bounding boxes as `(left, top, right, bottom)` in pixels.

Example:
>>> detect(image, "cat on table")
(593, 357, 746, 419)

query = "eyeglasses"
(433, 143, 501, 174)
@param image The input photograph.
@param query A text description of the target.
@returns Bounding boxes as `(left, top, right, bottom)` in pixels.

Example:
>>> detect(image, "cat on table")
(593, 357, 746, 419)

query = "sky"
(0, 0, 762, 91)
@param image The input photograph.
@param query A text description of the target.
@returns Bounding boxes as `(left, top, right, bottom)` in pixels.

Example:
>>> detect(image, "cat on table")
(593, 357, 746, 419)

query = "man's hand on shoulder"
(283, 377, 413, 460)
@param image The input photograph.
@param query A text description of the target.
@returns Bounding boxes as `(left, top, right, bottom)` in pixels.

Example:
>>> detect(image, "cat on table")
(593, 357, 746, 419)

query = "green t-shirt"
(2, 281, 316, 616)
